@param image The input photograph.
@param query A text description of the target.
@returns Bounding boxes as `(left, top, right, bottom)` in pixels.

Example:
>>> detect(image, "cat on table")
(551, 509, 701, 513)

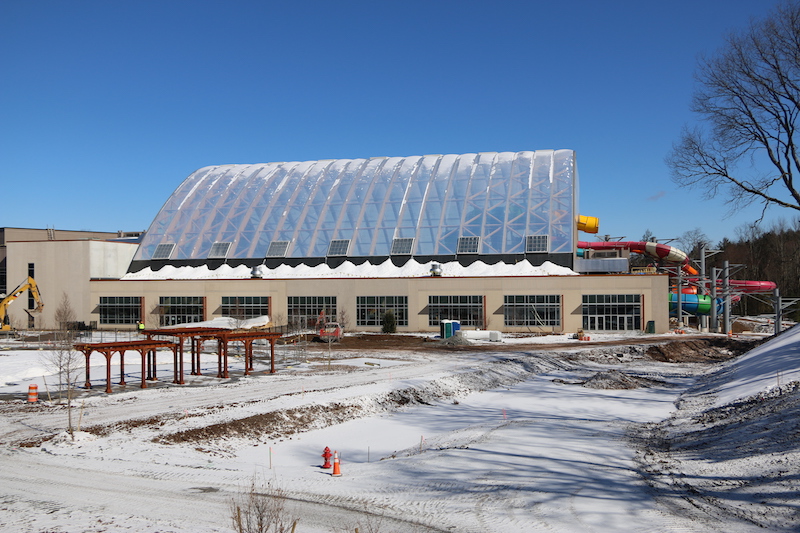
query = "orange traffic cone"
(331, 450, 342, 477)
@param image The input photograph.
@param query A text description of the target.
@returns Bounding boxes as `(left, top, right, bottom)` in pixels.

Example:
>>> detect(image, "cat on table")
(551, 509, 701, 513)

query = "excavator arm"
(0, 276, 44, 331)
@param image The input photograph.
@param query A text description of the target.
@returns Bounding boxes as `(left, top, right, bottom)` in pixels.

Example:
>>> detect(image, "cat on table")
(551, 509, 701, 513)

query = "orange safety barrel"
(27, 384, 38, 403)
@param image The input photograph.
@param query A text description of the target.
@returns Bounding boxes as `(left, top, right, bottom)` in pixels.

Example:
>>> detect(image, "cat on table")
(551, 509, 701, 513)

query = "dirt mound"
(438, 334, 473, 347)
(158, 403, 364, 446)
(645, 337, 758, 363)
(336, 334, 430, 350)
(582, 370, 661, 390)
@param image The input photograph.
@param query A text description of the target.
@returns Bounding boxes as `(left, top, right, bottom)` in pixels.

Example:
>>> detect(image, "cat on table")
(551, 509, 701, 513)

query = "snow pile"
(121, 258, 577, 280)
(42, 430, 97, 448)
(161, 315, 270, 330)
(633, 327, 800, 530)
(710, 323, 800, 406)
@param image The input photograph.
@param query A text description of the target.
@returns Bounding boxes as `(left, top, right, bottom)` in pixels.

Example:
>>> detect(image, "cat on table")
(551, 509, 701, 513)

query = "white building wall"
(89, 274, 670, 334)
(5, 240, 138, 329)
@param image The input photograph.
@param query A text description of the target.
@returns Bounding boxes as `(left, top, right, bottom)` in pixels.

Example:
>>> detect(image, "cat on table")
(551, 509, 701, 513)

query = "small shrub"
(381, 311, 396, 334)
(230, 477, 297, 533)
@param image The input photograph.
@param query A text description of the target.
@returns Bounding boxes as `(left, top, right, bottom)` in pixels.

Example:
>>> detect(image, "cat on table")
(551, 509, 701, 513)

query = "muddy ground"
(322, 332, 760, 362)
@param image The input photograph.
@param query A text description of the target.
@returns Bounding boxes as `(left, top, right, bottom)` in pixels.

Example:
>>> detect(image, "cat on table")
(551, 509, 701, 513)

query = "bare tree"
(43, 328, 84, 438)
(271, 312, 286, 334)
(228, 298, 248, 331)
(678, 227, 711, 257)
(54, 292, 76, 332)
(631, 229, 656, 267)
(337, 307, 350, 332)
(667, 2, 800, 216)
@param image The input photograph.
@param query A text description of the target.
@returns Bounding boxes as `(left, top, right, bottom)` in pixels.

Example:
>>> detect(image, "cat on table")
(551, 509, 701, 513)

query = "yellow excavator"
(0, 276, 44, 331)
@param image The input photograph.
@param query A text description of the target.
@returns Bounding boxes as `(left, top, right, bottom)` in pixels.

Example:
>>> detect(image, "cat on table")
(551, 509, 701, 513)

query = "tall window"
(504, 295, 561, 327)
(0, 260, 6, 296)
(287, 296, 337, 329)
(221, 296, 270, 319)
(27, 263, 35, 324)
(428, 295, 483, 327)
(99, 296, 142, 325)
(159, 296, 204, 326)
(582, 294, 641, 331)
(356, 296, 408, 326)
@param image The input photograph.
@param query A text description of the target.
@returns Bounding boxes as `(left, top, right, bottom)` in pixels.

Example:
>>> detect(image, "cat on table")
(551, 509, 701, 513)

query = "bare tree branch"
(668, 1, 800, 213)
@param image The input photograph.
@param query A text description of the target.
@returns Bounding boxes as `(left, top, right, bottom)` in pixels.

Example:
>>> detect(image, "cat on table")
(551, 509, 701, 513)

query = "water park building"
(4, 150, 692, 334)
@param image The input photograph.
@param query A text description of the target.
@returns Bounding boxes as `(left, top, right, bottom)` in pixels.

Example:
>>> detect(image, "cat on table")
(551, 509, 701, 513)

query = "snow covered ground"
(0, 328, 798, 532)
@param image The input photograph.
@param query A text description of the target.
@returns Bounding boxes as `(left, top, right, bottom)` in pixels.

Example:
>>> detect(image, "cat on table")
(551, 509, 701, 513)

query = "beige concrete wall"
(88, 241, 138, 279)
(89, 273, 670, 334)
(5, 240, 138, 329)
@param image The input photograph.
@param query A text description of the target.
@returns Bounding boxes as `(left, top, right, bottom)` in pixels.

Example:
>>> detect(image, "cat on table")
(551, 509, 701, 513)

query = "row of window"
(151, 234, 552, 260)
(98, 293, 643, 331)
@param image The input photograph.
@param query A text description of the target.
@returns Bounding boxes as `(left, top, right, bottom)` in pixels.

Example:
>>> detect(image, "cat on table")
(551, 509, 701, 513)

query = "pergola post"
(216, 338, 224, 378)
(118, 349, 126, 386)
(104, 352, 113, 393)
(148, 349, 157, 381)
(178, 339, 185, 384)
(222, 336, 230, 379)
(82, 350, 92, 389)
(140, 349, 148, 389)
(244, 339, 254, 375)
(192, 338, 202, 375)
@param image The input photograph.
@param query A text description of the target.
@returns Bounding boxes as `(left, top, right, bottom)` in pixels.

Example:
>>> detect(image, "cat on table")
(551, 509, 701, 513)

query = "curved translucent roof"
(134, 150, 577, 262)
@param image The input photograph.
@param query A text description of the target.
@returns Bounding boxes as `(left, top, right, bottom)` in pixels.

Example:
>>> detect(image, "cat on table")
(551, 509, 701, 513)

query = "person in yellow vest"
(137, 321, 145, 333)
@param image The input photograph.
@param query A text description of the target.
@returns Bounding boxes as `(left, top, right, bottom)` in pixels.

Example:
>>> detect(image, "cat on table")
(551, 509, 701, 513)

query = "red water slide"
(577, 241, 777, 293)
(687, 278, 777, 294)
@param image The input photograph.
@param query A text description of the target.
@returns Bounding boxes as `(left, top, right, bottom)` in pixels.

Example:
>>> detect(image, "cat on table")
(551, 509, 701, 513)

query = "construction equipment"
(0, 276, 44, 331)
(318, 322, 342, 343)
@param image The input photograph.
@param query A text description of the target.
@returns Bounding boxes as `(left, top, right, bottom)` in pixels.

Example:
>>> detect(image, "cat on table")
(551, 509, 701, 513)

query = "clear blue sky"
(0, 0, 788, 247)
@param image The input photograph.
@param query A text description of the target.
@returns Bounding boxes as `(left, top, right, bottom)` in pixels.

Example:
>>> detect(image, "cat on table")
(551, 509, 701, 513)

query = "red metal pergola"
(143, 327, 283, 382)
(74, 339, 180, 393)
(74, 328, 284, 394)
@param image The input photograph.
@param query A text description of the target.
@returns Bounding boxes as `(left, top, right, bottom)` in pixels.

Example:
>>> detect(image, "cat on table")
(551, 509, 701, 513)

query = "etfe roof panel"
(134, 150, 577, 261)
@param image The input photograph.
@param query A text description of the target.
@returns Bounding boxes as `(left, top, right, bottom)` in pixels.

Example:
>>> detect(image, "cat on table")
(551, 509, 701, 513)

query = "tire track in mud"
(264, 489, 454, 533)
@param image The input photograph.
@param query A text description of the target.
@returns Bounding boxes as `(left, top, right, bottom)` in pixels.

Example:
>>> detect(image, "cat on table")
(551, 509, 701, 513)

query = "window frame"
(356, 296, 409, 326)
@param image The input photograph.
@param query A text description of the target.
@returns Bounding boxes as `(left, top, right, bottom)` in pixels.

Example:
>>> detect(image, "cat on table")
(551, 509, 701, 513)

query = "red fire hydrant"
(321, 446, 333, 468)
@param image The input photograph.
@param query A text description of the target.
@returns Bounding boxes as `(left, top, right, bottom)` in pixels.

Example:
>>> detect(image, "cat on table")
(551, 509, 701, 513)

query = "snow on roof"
(121, 258, 577, 280)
